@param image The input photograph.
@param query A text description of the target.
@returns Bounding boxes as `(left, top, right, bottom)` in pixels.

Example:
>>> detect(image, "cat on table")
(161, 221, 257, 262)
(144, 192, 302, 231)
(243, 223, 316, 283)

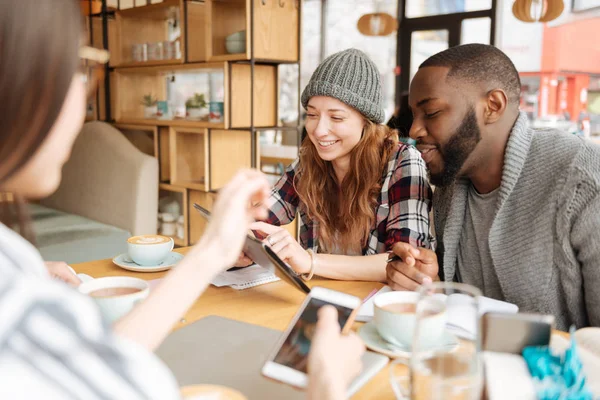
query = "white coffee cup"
(79, 276, 150, 324)
(373, 291, 447, 349)
(127, 234, 174, 266)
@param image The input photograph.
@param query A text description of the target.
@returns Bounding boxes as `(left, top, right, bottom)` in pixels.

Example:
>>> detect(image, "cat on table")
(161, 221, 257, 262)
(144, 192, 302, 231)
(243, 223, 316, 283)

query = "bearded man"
(386, 44, 600, 330)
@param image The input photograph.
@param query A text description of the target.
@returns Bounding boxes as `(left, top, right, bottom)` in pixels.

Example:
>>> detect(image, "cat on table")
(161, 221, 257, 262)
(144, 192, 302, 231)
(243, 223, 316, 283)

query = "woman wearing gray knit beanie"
(248, 49, 433, 282)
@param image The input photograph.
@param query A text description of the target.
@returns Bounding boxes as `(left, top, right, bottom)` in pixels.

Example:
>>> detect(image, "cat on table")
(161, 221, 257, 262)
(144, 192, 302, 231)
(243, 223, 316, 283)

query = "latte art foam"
(127, 235, 171, 245)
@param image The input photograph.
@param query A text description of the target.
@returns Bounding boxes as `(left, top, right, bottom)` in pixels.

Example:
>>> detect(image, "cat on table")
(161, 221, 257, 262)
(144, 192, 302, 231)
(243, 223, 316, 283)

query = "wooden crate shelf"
(169, 127, 252, 192)
(113, 123, 158, 157)
(112, 62, 277, 129)
(205, 0, 299, 62)
(112, 0, 298, 66)
(158, 183, 188, 246)
(113, 0, 184, 67)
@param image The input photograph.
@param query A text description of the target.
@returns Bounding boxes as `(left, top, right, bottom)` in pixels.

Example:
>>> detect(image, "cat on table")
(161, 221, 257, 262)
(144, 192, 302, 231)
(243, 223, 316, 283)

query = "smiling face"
(408, 66, 482, 187)
(305, 96, 366, 165)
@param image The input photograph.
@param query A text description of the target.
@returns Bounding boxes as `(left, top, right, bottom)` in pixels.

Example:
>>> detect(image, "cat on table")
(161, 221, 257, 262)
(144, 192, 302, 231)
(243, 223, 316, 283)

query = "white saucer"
(112, 252, 184, 273)
(358, 321, 459, 358)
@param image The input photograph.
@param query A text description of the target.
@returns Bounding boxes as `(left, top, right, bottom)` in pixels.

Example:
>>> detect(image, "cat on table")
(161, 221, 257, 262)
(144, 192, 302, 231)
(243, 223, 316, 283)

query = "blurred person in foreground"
(0, 2, 363, 398)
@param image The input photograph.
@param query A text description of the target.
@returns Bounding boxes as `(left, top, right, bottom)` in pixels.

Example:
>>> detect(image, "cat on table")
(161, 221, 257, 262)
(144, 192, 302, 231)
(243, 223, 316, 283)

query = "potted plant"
(141, 94, 158, 118)
(185, 93, 208, 120)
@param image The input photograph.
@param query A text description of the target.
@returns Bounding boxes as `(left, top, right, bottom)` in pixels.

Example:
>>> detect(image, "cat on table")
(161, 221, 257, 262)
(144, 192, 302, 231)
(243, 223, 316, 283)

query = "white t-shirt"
(0, 223, 180, 399)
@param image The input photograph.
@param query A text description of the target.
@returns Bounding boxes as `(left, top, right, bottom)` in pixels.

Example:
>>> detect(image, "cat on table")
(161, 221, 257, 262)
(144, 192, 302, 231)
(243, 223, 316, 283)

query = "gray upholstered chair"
(33, 121, 158, 264)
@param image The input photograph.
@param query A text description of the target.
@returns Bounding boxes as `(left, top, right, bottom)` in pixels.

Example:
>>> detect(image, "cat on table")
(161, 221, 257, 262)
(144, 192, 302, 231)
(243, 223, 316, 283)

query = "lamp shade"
(512, 0, 564, 23)
(357, 13, 397, 36)
(80, 0, 103, 15)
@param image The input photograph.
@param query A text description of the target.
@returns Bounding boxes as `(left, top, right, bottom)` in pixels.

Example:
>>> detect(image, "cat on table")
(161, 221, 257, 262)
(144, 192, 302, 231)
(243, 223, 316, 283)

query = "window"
(405, 0, 492, 19)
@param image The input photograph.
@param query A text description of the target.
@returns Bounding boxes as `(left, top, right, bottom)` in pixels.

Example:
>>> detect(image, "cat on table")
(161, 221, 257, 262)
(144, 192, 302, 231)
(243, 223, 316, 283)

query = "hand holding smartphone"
(261, 287, 361, 388)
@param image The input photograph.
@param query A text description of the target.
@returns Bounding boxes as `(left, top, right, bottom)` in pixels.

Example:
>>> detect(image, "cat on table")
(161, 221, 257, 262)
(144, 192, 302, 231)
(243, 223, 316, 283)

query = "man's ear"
(483, 89, 508, 124)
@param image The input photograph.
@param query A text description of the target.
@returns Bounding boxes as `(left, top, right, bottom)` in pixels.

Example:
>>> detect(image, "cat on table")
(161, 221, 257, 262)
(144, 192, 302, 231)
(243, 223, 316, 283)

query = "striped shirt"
(0, 223, 180, 399)
(264, 143, 433, 254)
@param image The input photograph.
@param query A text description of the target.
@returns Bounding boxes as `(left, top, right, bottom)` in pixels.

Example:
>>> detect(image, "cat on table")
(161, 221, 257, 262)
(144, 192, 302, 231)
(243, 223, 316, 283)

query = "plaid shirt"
(264, 143, 433, 255)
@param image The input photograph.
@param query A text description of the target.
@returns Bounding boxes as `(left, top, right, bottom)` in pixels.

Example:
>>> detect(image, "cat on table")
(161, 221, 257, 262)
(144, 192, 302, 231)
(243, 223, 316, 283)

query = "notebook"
(210, 265, 280, 290)
(356, 285, 519, 338)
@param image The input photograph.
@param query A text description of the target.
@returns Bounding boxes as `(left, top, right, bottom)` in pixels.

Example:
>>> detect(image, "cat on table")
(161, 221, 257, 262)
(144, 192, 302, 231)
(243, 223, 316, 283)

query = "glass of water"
(389, 282, 483, 400)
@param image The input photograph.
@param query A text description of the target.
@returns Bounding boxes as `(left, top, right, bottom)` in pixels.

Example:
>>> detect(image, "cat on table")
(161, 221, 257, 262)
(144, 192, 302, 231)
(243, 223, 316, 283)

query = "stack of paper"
(211, 265, 280, 290)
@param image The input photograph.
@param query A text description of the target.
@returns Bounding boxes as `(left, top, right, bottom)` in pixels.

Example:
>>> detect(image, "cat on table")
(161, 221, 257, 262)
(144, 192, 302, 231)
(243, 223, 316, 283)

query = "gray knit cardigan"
(434, 112, 600, 330)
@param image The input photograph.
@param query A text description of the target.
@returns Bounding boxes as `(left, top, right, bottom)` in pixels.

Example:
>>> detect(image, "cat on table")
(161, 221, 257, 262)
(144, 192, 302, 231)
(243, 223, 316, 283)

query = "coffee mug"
(373, 291, 447, 348)
(127, 234, 174, 266)
(79, 276, 150, 323)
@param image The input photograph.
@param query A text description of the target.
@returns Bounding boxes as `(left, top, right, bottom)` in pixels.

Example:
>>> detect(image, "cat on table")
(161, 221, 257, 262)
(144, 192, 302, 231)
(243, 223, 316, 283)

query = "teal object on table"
(522, 327, 593, 400)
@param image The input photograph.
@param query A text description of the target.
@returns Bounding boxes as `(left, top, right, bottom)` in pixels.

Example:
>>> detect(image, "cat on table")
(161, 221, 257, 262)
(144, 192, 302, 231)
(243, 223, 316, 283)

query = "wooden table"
(73, 248, 394, 399)
(73, 248, 569, 400)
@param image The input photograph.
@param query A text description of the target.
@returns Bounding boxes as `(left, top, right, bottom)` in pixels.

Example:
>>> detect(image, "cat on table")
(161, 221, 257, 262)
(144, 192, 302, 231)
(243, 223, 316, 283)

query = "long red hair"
(295, 120, 399, 253)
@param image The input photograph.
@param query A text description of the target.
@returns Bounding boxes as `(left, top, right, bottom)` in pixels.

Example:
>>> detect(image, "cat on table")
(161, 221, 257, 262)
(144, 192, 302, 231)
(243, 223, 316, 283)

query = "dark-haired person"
(386, 44, 600, 330)
(387, 92, 413, 139)
(0, 2, 363, 398)
(244, 49, 433, 283)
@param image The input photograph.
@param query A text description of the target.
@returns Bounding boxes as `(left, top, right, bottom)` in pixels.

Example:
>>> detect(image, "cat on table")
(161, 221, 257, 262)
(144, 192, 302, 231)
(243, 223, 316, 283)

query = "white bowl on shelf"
(226, 30, 246, 42)
(225, 30, 246, 54)
(225, 40, 245, 54)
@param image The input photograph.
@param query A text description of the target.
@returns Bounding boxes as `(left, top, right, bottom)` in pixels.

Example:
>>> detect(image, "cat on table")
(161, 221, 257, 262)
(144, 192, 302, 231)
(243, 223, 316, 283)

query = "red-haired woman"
(248, 49, 433, 284)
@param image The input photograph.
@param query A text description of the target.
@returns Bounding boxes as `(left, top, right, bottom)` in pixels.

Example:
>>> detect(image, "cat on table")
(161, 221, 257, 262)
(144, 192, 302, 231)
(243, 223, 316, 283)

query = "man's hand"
(45, 261, 82, 287)
(386, 242, 439, 291)
(307, 306, 365, 400)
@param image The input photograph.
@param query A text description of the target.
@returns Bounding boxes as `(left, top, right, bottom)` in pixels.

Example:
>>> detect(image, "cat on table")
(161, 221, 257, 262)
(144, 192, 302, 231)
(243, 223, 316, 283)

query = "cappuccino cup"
(79, 276, 150, 323)
(127, 234, 174, 266)
(373, 291, 447, 349)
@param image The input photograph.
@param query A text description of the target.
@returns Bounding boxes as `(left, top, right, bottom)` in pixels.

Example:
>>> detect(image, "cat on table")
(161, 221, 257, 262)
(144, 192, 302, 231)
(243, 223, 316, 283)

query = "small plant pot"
(187, 107, 207, 120)
(144, 105, 157, 119)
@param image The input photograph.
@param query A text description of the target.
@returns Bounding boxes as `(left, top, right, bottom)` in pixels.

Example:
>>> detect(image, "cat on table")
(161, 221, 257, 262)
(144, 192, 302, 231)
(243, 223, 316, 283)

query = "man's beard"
(429, 107, 481, 187)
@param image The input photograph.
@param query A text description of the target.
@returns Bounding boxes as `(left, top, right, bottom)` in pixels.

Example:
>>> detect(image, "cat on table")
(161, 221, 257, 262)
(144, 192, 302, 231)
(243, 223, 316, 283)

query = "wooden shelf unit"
(101, 0, 300, 245)
(111, 0, 299, 66)
(111, 61, 278, 129)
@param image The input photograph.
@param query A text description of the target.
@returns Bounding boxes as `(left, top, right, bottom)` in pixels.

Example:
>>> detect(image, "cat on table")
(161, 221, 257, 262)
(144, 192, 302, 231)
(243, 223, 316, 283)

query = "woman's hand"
(191, 170, 271, 269)
(45, 261, 82, 287)
(250, 221, 311, 274)
(234, 253, 254, 267)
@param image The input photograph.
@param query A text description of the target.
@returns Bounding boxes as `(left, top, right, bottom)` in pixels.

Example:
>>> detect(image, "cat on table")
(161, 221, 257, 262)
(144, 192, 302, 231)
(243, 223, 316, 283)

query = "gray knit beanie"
(301, 48, 385, 123)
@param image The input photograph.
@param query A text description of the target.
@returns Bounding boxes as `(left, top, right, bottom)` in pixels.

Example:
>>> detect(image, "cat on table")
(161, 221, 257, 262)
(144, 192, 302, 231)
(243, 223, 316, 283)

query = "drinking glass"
(390, 282, 483, 400)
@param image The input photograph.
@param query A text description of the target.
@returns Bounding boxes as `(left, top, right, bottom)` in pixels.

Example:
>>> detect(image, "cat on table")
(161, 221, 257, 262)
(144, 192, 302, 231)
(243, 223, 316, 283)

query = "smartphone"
(192, 203, 311, 294)
(482, 312, 555, 354)
(261, 287, 361, 388)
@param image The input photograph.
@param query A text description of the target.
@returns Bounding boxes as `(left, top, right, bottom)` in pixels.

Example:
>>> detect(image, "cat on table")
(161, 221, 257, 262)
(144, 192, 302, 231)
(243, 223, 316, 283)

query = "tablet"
(193, 203, 310, 294)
